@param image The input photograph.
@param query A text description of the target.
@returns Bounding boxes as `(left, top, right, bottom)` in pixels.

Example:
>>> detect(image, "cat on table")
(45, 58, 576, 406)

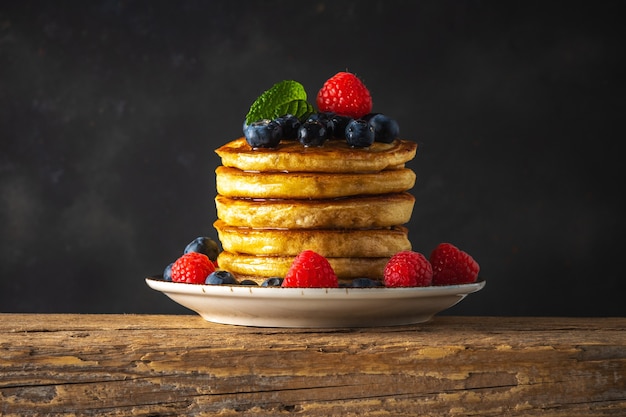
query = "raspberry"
(170, 252, 216, 284)
(282, 250, 339, 288)
(316, 72, 373, 119)
(430, 243, 480, 286)
(383, 251, 433, 287)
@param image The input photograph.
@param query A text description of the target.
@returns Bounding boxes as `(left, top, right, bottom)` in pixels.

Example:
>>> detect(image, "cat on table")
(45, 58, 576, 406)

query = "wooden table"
(1, 314, 625, 416)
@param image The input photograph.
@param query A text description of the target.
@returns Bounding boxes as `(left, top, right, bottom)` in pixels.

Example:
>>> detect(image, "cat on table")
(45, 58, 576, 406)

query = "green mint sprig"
(245, 80, 315, 125)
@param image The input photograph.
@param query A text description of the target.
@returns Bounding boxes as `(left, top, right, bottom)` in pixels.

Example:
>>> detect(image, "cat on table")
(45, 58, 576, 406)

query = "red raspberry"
(384, 251, 433, 287)
(170, 252, 216, 284)
(430, 243, 480, 286)
(282, 250, 339, 288)
(316, 72, 373, 119)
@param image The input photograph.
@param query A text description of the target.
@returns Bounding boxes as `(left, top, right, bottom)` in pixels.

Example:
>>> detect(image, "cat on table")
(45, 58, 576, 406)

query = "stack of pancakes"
(214, 137, 418, 284)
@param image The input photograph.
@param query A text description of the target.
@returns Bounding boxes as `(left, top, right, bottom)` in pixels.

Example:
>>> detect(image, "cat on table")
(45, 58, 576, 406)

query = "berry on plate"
(350, 278, 384, 288)
(383, 250, 433, 287)
(170, 252, 216, 284)
(282, 250, 339, 288)
(162, 262, 173, 281)
(184, 236, 220, 261)
(430, 243, 480, 286)
(316, 72, 373, 119)
(261, 277, 284, 287)
(205, 270, 238, 285)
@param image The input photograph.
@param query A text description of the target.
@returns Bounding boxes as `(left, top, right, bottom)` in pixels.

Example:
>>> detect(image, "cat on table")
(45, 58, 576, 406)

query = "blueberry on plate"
(345, 119, 375, 148)
(261, 277, 284, 287)
(351, 278, 384, 287)
(184, 236, 219, 261)
(244, 119, 283, 148)
(205, 270, 238, 285)
(163, 262, 173, 281)
(239, 279, 259, 286)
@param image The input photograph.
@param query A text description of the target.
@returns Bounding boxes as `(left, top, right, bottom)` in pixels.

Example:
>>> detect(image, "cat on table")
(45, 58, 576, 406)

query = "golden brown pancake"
(217, 251, 390, 281)
(215, 193, 414, 229)
(215, 137, 417, 173)
(213, 136, 418, 282)
(215, 220, 410, 257)
(215, 166, 416, 199)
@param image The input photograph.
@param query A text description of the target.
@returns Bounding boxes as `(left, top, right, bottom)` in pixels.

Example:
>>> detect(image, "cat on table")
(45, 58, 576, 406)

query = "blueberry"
(306, 112, 335, 137)
(351, 278, 384, 287)
(163, 262, 173, 281)
(345, 119, 375, 148)
(330, 115, 352, 138)
(239, 279, 259, 286)
(306, 112, 334, 123)
(261, 277, 284, 287)
(275, 114, 301, 140)
(184, 237, 219, 261)
(244, 119, 283, 148)
(361, 112, 379, 121)
(298, 121, 328, 147)
(366, 113, 399, 143)
(205, 270, 238, 285)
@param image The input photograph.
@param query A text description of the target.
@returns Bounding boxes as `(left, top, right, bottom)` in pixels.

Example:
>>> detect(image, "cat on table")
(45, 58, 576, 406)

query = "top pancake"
(215, 137, 417, 173)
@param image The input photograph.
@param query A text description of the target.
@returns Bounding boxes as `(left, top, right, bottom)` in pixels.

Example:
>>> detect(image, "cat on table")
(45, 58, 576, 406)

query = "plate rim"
(145, 276, 486, 327)
(145, 276, 486, 300)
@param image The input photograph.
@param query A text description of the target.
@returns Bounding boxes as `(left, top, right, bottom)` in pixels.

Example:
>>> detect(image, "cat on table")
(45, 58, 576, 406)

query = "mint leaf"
(274, 100, 315, 121)
(245, 80, 314, 124)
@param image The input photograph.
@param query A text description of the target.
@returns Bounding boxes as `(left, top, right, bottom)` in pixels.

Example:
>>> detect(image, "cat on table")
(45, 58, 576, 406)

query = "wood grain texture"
(1, 314, 625, 416)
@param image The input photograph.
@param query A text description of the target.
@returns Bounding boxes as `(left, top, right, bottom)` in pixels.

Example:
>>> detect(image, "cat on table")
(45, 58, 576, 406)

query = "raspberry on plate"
(170, 252, 216, 284)
(316, 72, 373, 119)
(282, 250, 339, 288)
(430, 243, 480, 286)
(384, 250, 433, 287)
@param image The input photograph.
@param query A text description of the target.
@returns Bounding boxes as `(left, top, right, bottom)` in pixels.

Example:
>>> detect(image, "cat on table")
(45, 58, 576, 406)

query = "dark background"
(1, 1, 624, 316)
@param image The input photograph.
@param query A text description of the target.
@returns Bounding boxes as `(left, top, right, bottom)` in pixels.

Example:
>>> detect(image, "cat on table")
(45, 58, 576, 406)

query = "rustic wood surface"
(1, 314, 625, 416)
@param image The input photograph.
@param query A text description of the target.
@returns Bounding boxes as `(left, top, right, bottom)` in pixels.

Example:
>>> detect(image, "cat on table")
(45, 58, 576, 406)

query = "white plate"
(146, 277, 486, 328)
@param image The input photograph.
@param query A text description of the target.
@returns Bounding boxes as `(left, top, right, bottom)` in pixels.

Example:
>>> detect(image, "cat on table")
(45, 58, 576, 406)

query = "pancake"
(217, 251, 390, 281)
(213, 133, 418, 283)
(216, 137, 417, 173)
(215, 166, 416, 199)
(215, 220, 410, 257)
(215, 193, 415, 229)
